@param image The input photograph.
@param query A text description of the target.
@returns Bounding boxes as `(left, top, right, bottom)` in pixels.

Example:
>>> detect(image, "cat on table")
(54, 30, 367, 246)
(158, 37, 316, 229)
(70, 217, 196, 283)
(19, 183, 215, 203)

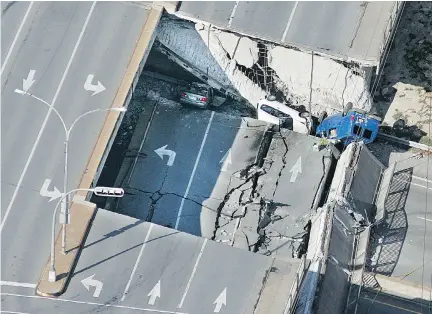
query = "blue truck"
(315, 102, 382, 145)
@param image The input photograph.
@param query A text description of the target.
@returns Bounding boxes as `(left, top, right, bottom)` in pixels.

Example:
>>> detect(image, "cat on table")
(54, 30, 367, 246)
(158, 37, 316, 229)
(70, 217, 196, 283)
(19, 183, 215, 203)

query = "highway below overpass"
(367, 168, 432, 288)
(1, 1, 154, 288)
(358, 288, 432, 314)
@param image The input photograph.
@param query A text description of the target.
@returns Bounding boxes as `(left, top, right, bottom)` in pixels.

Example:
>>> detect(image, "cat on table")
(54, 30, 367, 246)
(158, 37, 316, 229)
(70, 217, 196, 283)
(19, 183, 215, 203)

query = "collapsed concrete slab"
(303, 142, 387, 314)
(155, 15, 374, 116)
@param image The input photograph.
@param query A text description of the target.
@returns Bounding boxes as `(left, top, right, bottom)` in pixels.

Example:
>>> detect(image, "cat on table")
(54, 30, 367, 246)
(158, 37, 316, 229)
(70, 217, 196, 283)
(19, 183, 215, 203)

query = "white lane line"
(392, 176, 432, 191)
(412, 175, 432, 184)
(227, 1, 239, 28)
(0, 281, 36, 289)
(0, 2, 34, 75)
(281, 1, 299, 42)
(1, 311, 32, 314)
(174, 111, 215, 229)
(1, 293, 188, 314)
(417, 216, 432, 223)
(0, 1, 97, 232)
(121, 223, 154, 301)
(177, 239, 208, 308)
(410, 182, 432, 191)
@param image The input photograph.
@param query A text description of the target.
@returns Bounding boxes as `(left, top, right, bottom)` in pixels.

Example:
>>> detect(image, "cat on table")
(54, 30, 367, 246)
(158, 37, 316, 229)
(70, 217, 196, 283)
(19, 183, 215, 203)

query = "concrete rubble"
(210, 128, 334, 263)
(155, 15, 373, 116)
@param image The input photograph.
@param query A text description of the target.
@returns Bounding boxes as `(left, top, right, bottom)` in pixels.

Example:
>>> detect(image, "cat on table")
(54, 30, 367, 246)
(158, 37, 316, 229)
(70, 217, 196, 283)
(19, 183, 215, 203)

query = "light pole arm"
(68, 108, 117, 137)
(23, 92, 68, 135)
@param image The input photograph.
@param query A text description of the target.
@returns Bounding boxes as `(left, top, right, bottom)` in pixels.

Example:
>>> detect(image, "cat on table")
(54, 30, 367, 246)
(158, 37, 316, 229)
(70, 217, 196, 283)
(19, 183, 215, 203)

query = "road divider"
(36, 5, 164, 297)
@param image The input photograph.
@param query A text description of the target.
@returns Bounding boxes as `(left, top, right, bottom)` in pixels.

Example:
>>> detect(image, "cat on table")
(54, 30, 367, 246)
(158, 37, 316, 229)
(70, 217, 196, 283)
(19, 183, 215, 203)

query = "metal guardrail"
(284, 254, 308, 314)
(377, 132, 432, 152)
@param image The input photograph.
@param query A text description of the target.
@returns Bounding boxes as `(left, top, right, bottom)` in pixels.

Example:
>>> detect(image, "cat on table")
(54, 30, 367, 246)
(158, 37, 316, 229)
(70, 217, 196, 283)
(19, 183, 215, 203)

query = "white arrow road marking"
(22, 70, 36, 92)
(289, 156, 302, 183)
(84, 74, 106, 96)
(219, 149, 232, 172)
(40, 179, 62, 202)
(147, 280, 161, 305)
(213, 288, 227, 313)
(155, 145, 176, 166)
(81, 274, 103, 298)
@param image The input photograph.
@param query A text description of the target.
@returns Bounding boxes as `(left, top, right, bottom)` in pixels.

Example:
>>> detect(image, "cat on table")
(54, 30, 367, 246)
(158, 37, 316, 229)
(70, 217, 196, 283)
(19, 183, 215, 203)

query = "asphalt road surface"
(1, 209, 276, 314)
(1, 1, 150, 286)
(177, 1, 397, 64)
(115, 101, 270, 237)
(368, 170, 432, 288)
(357, 289, 432, 314)
(392, 174, 432, 285)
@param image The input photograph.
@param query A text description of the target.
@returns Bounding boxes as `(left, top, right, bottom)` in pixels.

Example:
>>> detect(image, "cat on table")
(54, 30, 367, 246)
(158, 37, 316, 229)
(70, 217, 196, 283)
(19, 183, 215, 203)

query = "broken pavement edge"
(35, 6, 164, 297)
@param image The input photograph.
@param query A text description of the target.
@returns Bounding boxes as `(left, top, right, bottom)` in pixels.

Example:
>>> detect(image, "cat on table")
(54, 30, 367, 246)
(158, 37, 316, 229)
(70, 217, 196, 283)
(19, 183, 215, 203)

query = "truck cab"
(316, 105, 381, 145)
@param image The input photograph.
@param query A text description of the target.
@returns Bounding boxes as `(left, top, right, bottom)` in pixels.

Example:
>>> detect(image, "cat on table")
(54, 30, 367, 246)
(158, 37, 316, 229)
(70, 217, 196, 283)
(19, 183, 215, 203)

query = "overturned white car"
(256, 96, 313, 134)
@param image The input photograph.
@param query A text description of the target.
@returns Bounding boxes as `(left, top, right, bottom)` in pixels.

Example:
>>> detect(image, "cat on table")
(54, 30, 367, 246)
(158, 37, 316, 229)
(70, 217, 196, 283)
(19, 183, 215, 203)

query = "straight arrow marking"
(147, 280, 161, 305)
(39, 179, 62, 202)
(289, 156, 302, 183)
(219, 149, 232, 172)
(155, 145, 176, 166)
(81, 274, 103, 298)
(22, 69, 36, 92)
(213, 288, 227, 313)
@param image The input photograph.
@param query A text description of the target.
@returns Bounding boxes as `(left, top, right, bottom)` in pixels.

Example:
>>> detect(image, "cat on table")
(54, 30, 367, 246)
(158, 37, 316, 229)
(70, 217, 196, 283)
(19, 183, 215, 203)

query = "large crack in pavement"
(211, 126, 275, 245)
(210, 164, 265, 241)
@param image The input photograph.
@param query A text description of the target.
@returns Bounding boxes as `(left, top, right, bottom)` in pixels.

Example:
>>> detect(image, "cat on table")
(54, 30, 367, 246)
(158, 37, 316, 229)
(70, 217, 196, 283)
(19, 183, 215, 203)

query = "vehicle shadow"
(365, 168, 411, 276)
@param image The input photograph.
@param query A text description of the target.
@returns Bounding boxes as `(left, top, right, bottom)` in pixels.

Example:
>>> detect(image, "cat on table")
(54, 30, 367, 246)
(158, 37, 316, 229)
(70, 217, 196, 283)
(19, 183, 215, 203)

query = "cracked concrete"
(155, 15, 373, 116)
(109, 89, 334, 265)
(212, 128, 334, 261)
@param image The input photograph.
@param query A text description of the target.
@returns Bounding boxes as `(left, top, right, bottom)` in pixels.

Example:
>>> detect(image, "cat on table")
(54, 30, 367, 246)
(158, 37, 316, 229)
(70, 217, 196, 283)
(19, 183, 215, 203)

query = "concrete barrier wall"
(314, 203, 356, 314)
(87, 8, 162, 194)
(312, 143, 386, 314)
(374, 162, 396, 224)
(348, 145, 384, 223)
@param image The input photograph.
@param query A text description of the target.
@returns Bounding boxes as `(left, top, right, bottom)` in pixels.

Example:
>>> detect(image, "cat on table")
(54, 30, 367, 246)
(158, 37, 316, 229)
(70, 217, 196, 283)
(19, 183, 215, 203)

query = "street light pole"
(61, 138, 69, 254)
(59, 107, 126, 255)
(14, 89, 126, 255)
(48, 186, 124, 283)
(48, 188, 90, 283)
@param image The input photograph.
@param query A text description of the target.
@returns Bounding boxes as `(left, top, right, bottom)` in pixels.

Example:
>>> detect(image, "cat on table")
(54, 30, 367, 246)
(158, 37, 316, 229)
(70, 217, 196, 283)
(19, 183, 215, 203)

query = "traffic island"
(36, 201, 96, 297)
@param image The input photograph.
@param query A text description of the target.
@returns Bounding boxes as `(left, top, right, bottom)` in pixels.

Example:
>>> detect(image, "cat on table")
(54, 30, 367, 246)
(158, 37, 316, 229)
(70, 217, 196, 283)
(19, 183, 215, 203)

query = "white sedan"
(256, 96, 313, 134)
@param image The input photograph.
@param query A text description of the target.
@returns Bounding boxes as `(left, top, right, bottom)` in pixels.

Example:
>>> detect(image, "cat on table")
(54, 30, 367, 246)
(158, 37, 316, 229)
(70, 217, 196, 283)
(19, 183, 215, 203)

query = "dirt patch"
(373, 2, 432, 133)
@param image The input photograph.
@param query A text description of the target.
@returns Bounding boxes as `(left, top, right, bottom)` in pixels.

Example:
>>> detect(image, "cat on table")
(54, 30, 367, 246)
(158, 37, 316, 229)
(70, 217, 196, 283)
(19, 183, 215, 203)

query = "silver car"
(179, 82, 213, 109)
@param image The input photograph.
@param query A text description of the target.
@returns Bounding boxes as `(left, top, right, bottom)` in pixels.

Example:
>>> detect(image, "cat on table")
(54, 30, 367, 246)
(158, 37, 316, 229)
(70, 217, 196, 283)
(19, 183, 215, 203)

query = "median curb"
(35, 6, 163, 297)
(36, 201, 96, 297)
